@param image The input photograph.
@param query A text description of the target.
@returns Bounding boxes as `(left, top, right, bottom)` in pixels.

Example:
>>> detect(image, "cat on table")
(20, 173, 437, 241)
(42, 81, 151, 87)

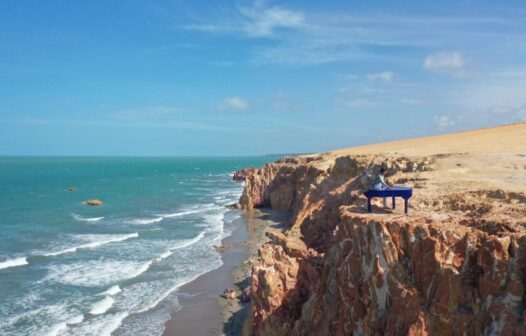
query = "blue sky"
(1, 0, 525, 156)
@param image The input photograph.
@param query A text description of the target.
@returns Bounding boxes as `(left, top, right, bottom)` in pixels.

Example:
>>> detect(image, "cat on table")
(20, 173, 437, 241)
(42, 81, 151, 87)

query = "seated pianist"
(365, 167, 413, 214)
(372, 168, 391, 207)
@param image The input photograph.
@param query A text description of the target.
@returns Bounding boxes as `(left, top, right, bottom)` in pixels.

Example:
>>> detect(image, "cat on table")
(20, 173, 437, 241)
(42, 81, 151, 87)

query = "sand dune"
(330, 122, 526, 156)
(300, 122, 526, 194)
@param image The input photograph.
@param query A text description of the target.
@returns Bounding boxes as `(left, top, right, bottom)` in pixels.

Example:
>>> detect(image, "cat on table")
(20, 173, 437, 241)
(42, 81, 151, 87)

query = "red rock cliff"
(237, 149, 526, 336)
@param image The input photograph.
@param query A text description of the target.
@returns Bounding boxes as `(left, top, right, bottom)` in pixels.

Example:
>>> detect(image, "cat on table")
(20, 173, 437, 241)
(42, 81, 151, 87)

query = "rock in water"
(85, 199, 103, 206)
(222, 288, 237, 299)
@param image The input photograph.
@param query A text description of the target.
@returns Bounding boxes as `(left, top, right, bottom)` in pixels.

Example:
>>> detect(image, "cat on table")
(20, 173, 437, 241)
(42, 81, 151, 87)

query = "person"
(373, 168, 390, 190)
(372, 168, 390, 208)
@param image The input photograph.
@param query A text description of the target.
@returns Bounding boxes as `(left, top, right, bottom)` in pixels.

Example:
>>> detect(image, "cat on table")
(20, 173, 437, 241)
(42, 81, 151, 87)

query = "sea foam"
(72, 214, 104, 222)
(126, 217, 164, 225)
(41, 233, 139, 257)
(44, 314, 84, 336)
(172, 231, 206, 250)
(0, 257, 28, 270)
(65, 312, 129, 336)
(45, 260, 152, 287)
(154, 231, 206, 262)
(157, 209, 203, 218)
(99, 285, 121, 296)
(157, 203, 223, 218)
(90, 296, 115, 315)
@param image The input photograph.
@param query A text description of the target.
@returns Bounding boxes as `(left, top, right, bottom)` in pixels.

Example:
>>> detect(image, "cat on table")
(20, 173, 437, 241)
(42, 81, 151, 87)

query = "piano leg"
(392, 196, 396, 209)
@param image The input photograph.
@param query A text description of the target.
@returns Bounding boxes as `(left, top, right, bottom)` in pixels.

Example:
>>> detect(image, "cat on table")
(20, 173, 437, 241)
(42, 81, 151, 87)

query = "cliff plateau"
(237, 123, 526, 336)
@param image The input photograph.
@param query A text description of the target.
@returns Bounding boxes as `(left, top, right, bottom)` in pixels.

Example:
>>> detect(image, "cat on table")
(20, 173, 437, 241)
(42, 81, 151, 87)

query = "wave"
(90, 296, 115, 315)
(154, 231, 206, 262)
(44, 322, 67, 336)
(44, 313, 85, 336)
(126, 217, 164, 225)
(67, 314, 84, 324)
(157, 209, 204, 218)
(0, 257, 28, 270)
(66, 312, 129, 336)
(46, 231, 206, 287)
(200, 212, 225, 231)
(129, 255, 223, 315)
(134, 281, 185, 314)
(155, 250, 173, 262)
(194, 187, 213, 191)
(173, 231, 206, 250)
(41, 233, 139, 257)
(99, 285, 121, 296)
(72, 214, 104, 222)
(130, 230, 223, 314)
(157, 204, 224, 218)
(45, 260, 152, 287)
(213, 189, 243, 198)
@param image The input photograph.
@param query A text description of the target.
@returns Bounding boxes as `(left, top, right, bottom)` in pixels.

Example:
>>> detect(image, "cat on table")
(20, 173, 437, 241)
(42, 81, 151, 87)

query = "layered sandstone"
(238, 123, 526, 336)
(233, 168, 257, 182)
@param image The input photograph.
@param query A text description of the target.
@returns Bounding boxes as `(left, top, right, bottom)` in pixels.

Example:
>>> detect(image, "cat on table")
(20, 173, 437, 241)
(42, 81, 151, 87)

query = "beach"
(164, 124, 526, 336)
(0, 157, 277, 335)
(162, 209, 289, 336)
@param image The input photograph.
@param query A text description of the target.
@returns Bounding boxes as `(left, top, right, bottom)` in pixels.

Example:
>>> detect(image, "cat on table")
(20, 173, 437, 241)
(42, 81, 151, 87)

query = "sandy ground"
(329, 122, 526, 156)
(219, 209, 289, 336)
(303, 123, 526, 211)
(163, 122, 526, 335)
(162, 209, 289, 336)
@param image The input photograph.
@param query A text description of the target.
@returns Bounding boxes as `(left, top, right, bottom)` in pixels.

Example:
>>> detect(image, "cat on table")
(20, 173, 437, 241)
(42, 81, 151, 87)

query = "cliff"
(237, 123, 526, 336)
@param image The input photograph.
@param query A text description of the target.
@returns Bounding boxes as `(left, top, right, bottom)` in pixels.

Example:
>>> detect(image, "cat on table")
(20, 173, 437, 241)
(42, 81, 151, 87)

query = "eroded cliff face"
(236, 151, 526, 336)
(295, 212, 526, 336)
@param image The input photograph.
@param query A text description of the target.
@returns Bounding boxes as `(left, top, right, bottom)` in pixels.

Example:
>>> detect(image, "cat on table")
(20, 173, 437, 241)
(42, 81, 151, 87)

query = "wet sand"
(162, 209, 289, 336)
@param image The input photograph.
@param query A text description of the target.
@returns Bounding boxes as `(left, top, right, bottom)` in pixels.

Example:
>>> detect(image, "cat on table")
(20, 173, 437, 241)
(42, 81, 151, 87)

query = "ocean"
(0, 156, 273, 336)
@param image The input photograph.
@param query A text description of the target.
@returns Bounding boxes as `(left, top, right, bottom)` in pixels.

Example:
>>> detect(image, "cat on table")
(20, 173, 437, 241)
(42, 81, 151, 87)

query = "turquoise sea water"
(0, 156, 273, 336)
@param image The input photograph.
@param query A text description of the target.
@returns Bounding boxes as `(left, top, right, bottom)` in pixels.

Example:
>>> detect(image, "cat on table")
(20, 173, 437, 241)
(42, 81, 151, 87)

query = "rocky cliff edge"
(236, 124, 526, 336)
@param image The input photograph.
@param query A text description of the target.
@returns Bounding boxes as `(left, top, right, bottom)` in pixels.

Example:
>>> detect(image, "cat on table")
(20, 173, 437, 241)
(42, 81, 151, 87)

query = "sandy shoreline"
(162, 208, 289, 336)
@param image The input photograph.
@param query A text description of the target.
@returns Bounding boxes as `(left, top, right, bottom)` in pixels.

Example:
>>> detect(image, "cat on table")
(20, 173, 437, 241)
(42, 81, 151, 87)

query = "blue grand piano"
(364, 186, 413, 214)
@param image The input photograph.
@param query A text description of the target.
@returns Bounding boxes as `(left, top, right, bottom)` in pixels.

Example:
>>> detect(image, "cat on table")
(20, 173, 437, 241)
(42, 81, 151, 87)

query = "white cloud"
(239, 3, 304, 37)
(183, 2, 525, 68)
(185, 1, 303, 38)
(253, 42, 363, 66)
(337, 72, 418, 109)
(184, 24, 223, 33)
(434, 115, 455, 128)
(366, 71, 395, 83)
(424, 51, 466, 75)
(218, 96, 250, 111)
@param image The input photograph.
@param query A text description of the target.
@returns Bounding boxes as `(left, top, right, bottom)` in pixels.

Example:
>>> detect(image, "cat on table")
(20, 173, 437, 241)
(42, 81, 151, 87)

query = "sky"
(1, 0, 525, 156)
